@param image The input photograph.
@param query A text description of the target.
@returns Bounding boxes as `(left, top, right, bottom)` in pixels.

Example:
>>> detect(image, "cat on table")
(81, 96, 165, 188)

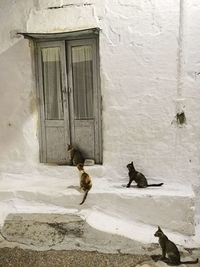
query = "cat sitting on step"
(67, 144, 85, 166)
(126, 161, 164, 188)
(152, 226, 198, 265)
(77, 163, 92, 205)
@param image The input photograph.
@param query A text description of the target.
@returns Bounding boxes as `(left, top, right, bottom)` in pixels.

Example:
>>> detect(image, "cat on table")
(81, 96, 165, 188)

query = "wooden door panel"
(46, 127, 67, 162)
(37, 41, 70, 163)
(67, 39, 101, 163)
(74, 120, 95, 159)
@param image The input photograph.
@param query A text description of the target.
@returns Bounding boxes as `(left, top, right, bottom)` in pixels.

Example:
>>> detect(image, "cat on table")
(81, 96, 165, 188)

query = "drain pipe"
(176, 0, 186, 125)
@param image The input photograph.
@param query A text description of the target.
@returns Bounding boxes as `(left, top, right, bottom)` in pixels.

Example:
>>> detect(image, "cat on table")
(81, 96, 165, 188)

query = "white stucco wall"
(0, 0, 200, 189)
(0, 0, 39, 164)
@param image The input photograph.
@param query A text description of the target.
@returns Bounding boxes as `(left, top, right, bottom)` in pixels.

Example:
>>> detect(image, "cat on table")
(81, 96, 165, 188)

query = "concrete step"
(0, 209, 199, 254)
(0, 165, 196, 237)
(0, 212, 152, 254)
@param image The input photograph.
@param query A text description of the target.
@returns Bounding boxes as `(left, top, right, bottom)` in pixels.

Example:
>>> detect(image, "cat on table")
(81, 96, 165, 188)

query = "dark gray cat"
(67, 144, 84, 166)
(152, 226, 198, 265)
(126, 161, 163, 188)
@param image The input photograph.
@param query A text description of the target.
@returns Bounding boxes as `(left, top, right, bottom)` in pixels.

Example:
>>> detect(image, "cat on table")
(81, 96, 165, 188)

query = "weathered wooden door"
(67, 39, 102, 163)
(37, 41, 70, 163)
(37, 38, 102, 164)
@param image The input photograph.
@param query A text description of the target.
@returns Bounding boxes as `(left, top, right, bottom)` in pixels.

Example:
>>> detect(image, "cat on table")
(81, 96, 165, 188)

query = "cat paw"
(151, 255, 161, 262)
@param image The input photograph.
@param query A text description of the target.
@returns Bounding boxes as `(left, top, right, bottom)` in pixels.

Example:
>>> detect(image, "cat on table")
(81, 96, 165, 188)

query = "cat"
(152, 226, 198, 265)
(68, 144, 84, 166)
(77, 163, 92, 205)
(126, 161, 164, 188)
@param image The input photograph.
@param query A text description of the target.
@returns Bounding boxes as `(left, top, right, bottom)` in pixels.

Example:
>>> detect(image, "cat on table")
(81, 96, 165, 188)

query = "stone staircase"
(0, 164, 197, 252)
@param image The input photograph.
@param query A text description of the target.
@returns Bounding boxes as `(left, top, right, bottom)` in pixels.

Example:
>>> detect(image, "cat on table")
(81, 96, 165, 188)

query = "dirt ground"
(0, 248, 153, 267)
(0, 247, 199, 267)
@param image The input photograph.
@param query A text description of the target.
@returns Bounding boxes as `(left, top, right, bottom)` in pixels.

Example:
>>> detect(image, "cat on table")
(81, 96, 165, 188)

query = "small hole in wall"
(176, 111, 186, 125)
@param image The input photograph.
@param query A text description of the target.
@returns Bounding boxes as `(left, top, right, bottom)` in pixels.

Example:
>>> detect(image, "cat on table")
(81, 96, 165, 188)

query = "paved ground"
(0, 248, 199, 267)
(0, 248, 157, 267)
(0, 248, 200, 267)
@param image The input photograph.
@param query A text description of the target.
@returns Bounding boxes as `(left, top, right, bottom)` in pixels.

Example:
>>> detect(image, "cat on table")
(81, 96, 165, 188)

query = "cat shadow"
(151, 255, 162, 262)
(119, 184, 164, 189)
(67, 185, 81, 192)
(121, 184, 137, 188)
(151, 255, 172, 266)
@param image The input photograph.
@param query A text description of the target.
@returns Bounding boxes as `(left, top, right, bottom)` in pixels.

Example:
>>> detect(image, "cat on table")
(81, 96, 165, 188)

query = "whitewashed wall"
(0, 0, 39, 164)
(0, 0, 200, 188)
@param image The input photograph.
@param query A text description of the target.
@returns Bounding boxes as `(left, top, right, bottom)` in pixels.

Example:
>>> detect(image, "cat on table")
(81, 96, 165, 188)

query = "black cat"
(126, 161, 163, 188)
(152, 226, 198, 265)
(67, 144, 84, 166)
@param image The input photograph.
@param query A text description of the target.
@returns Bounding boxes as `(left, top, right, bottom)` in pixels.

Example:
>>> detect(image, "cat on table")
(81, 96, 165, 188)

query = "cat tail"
(80, 191, 89, 205)
(180, 258, 198, 264)
(147, 183, 164, 187)
(57, 162, 68, 165)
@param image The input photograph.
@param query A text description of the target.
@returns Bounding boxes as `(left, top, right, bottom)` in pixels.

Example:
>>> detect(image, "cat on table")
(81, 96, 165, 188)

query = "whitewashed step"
(0, 166, 195, 236)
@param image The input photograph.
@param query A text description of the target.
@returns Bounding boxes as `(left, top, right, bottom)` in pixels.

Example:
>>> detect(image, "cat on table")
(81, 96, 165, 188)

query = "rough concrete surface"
(0, 248, 150, 267)
(0, 247, 199, 267)
(0, 213, 155, 255)
(0, 212, 199, 267)
(1, 214, 84, 248)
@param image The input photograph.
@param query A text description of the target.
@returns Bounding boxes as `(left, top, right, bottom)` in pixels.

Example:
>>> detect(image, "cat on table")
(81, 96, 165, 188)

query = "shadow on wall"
(0, 39, 39, 164)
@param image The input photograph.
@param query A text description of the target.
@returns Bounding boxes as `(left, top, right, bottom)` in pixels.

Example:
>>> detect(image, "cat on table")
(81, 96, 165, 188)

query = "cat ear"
(131, 161, 133, 164)
(158, 226, 161, 230)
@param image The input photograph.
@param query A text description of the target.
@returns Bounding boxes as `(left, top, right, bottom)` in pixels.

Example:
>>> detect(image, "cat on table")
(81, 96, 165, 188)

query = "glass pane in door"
(71, 45, 94, 119)
(41, 47, 63, 120)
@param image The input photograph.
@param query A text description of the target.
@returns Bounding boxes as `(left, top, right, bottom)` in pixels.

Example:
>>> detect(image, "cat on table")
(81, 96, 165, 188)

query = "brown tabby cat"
(67, 144, 84, 166)
(77, 163, 92, 205)
(153, 226, 198, 265)
(126, 162, 164, 188)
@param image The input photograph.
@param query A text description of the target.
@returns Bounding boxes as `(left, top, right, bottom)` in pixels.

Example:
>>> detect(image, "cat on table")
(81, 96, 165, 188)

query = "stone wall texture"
(0, 0, 200, 196)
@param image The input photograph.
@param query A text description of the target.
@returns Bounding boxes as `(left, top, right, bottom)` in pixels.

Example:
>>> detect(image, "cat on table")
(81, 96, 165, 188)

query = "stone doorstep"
(11, 187, 196, 236)
(0, 168, 196, 236)
(0, 183, 195, 236)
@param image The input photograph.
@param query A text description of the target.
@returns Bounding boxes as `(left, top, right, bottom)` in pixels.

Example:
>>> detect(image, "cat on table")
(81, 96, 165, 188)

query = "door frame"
(34, 32, 102, 164)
